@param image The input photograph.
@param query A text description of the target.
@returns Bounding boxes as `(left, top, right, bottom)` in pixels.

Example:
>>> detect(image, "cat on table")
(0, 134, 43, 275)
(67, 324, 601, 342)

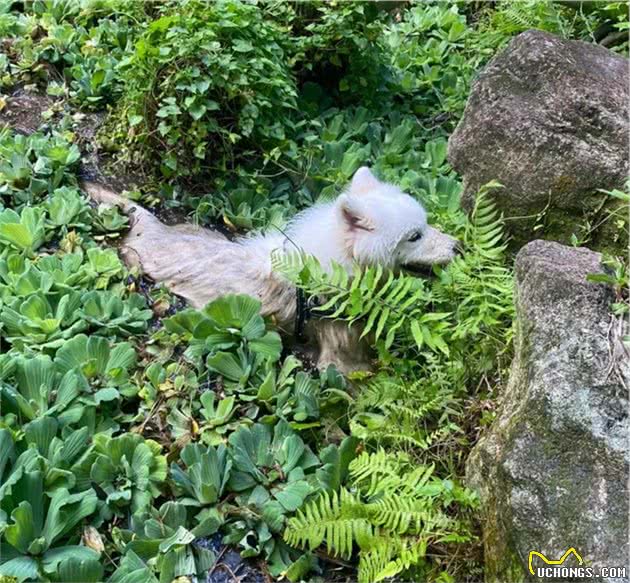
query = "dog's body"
(85, 168, 457, 373)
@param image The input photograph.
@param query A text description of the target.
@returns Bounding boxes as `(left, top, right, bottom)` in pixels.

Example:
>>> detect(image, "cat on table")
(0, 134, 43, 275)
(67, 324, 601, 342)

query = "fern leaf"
(284, 489, 373, 559)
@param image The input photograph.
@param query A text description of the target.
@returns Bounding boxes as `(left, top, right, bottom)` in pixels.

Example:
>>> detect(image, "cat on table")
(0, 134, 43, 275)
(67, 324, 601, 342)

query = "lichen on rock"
(448, 30, 629, 251)
(466, 240, 629, 582)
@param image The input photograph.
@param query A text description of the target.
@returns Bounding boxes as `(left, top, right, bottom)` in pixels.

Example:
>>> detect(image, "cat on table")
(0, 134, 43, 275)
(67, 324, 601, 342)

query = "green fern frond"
(367, 494, 435, 534)
(284, 488, 374, 559)
(357, 535, 443, 583)
(273, 249, 434, 352)
(284, 449, 477, 583)
(358, 536, 408, 583)
(352, 373, 465, 452)
(349, 450, 437, 500)
(356, 377, 402, 408)
(432, 181, 515, 368)
(349, 449, 408, 489)
(364, 537, 428, 583)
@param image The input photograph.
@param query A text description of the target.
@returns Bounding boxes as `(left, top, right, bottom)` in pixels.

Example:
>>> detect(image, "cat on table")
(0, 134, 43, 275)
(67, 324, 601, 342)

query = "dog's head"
(337, 167, 459, 273)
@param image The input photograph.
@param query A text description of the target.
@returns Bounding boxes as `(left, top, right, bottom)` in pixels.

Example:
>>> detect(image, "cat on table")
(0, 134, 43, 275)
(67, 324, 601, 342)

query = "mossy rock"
(448, 30, 629, 253)
(466, 241, 629, 583)
(503, 193, 628, 257)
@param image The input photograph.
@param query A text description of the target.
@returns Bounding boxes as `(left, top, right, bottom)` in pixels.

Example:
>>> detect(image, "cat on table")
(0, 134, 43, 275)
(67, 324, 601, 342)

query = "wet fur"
(84, 168, 457, 373)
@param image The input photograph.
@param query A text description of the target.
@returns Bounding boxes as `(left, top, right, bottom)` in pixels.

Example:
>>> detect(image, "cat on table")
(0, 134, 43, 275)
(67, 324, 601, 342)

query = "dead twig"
(205, 546, 228, 580)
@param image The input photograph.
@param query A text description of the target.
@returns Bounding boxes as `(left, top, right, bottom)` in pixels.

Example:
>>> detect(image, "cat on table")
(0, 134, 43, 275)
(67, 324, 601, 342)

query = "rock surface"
(466, 240, 629, 582)
(448, 30, 629, 248)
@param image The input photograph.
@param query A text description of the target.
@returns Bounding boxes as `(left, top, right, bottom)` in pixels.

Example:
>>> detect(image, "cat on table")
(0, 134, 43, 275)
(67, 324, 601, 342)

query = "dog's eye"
(408, 231, 422, 242)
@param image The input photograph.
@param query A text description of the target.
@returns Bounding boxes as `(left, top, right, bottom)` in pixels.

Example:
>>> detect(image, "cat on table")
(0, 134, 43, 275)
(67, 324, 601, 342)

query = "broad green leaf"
(4, 502, 35, 554)
(249, 331, 282, 360)
(24, 417, 58, 455)
(56, 556, 104, 583)
(109, 550, 159, 583)
(41, 546, 100, 573)
(273, 481, 313, 512)
(158, 525, 195, 552)
(206, 352, 246, 381)
(0, 555, 40, 582)
(0, 428, 15, 478)
(41, 488, 98, 546)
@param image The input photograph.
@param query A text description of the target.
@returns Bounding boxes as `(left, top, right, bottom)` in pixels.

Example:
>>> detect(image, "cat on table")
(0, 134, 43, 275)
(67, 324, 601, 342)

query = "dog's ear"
(350, 166, 380, 194)
(338, 195, 374, 231)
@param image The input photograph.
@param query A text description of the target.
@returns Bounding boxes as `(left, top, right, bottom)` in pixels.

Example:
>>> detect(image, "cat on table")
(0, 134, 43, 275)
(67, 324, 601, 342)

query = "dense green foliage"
(110, 0, 298, 179)
(285, 450, 478, 583)
(0, 1, 626, 582)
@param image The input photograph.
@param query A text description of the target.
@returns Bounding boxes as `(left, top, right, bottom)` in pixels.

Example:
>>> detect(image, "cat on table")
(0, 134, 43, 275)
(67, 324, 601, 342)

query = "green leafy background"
(0, 1, 627, 582)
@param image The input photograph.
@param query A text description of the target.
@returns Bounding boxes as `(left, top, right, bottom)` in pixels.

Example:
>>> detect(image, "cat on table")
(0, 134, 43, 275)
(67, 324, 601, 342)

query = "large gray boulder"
(467, 240, 629, 582)
(448, 30, 629, 250)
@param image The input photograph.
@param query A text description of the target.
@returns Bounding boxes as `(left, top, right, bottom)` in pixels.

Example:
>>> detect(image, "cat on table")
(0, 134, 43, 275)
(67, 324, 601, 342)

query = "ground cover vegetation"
(0, 1, 627, 582)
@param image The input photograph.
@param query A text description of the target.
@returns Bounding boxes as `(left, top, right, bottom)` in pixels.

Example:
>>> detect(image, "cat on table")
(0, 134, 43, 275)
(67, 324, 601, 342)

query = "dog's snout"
(454, 241, 465, 257)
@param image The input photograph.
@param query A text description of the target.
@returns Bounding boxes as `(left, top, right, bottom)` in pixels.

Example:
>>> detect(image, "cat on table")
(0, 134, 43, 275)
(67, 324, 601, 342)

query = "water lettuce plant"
(0, 1, 616, 581)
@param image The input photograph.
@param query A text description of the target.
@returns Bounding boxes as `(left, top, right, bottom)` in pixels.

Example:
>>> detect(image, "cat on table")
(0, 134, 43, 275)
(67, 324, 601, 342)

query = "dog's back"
(82, 182, 295, 324)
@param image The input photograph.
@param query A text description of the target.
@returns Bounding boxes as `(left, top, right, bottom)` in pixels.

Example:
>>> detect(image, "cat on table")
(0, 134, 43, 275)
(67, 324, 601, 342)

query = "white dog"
(84, 167, 457, 372)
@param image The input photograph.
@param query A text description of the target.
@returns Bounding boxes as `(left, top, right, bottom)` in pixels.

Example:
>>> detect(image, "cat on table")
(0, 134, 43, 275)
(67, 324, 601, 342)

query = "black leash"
(295, 288, 309, 343)
(294, 288, 337, 343)
(268, 226, 336, 344)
